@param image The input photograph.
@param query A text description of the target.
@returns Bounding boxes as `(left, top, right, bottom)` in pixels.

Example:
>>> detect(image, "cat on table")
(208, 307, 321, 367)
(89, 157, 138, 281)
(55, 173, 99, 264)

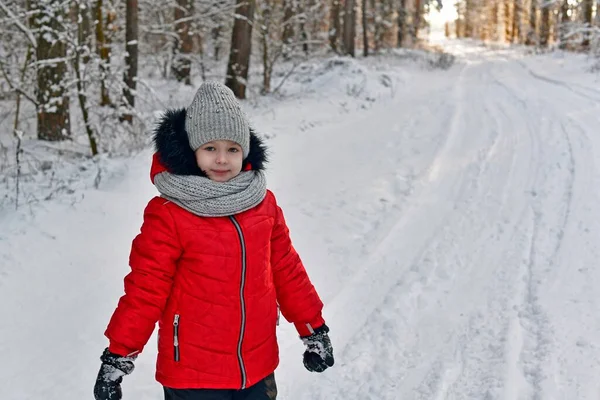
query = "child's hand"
(93, 348, 136, 400)
(301, 324, 334, 373)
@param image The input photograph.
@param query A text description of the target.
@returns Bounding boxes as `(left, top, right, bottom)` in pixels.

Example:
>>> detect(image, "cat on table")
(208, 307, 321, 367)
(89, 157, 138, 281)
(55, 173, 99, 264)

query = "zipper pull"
(173, 314, 180, 361)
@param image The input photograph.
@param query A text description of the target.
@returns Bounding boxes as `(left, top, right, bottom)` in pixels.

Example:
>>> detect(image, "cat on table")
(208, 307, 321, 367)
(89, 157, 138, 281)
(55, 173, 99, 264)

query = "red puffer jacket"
(104, 109, 325, 389)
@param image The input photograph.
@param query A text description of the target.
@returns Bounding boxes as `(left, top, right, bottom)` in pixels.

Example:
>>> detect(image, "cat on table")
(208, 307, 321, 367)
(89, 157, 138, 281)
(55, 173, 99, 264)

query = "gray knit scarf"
(153, 170, 267, 217)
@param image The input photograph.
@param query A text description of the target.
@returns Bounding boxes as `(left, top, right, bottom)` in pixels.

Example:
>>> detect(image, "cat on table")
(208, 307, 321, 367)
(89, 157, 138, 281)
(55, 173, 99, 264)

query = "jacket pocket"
(173, 314, 180, 362)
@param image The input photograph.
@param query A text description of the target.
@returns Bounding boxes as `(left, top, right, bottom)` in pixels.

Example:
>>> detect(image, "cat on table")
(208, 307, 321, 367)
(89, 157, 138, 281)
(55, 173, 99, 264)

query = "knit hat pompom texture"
(185, 81, 250, 158)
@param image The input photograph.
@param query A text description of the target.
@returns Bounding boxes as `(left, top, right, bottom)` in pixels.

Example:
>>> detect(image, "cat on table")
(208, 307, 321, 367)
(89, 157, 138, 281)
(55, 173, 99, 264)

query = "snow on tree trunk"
(172, 0, 193, 84)
(226, 0, 255, 99)
(32, 0, 71, 141)
(122, 0, 138, 123)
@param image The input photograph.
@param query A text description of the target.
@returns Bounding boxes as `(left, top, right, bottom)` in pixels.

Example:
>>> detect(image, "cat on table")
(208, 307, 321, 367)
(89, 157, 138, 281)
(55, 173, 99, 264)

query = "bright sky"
(429, 0, 459, 25)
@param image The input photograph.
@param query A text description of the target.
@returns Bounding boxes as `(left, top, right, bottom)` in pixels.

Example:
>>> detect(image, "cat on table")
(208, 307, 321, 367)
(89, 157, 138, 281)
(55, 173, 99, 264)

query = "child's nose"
(216, 151, 227, 164)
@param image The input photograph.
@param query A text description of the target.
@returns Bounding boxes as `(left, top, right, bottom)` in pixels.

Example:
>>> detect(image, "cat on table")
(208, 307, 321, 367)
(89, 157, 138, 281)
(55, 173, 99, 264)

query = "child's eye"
(228, 148, 239, 153)
(204, 146, 215, 151)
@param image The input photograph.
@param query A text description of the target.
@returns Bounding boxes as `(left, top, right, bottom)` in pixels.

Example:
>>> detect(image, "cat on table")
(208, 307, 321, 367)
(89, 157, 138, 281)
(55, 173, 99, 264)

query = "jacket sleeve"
(104, 197, 182, 356)
(270, 195, 325, 337)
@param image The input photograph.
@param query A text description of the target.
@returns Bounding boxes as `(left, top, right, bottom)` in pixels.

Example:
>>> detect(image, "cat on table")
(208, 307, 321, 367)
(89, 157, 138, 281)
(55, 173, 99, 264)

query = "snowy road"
(282, 45, 600, 399)
(2, 42, 600, 399)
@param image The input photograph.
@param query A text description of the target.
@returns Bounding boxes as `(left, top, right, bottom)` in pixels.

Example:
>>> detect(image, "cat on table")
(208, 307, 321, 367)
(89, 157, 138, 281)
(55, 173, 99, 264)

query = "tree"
(511, 0, 522, 43)
(342, 0, 356, 56)
(526, 0, 538, 45)
(172, 0, 193, 84)
(226, 0, 256, 99)
(397, 0, 407, 46)
(74, 0, 98, 155)
(31, 0, 71, 141)
(329, 0, 341, 52)
(122, 0, 138, 123)
(539, 0, 552, 47)
(464, 0, 473, 37)
(282, 0, 295, 57)
(94, 0, 115, 107)
(581, 0, 594, 49)
(413, 0, 422, 43)
(362, 0, 368, 56)
(258, 0, 273, 93)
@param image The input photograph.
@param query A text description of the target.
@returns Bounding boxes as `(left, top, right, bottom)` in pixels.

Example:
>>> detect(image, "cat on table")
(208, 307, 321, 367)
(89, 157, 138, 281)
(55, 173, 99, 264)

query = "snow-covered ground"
(2, 40, 600, 399)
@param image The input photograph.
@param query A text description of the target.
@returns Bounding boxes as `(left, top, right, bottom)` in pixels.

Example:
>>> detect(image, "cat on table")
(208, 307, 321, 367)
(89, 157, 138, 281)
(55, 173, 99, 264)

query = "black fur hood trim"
(152, 108, 268, 176)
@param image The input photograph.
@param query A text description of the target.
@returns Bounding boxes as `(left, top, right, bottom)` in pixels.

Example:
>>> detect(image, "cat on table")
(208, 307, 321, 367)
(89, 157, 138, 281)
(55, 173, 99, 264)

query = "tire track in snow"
(323, 62, 472, 351)
(420, 63, 541, 400)
(491, 56, 589, 399)
(515, 59, 600, 103)
(284, 60, 474, 400)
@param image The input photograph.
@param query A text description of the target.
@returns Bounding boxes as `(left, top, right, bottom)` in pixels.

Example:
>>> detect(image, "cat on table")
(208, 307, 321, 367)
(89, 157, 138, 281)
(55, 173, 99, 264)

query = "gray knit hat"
(185, 81, 250, 158)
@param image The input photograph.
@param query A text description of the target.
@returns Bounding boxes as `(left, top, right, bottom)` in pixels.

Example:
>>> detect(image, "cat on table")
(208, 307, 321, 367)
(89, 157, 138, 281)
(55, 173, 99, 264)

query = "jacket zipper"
(173, 314, 180, 362)
(229, 216, 248, 389)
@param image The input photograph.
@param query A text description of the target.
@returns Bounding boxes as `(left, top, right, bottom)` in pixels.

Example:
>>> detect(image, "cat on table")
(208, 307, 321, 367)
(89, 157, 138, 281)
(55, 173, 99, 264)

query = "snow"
(1, 39, 600, 399)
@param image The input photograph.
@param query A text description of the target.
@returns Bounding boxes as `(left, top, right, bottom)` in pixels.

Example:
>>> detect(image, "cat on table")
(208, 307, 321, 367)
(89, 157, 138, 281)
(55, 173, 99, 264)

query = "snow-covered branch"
(0, 0, 37, 48)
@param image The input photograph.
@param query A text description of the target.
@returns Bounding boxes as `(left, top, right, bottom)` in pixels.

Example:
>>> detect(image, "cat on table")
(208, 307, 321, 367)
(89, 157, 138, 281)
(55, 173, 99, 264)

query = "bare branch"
(0, 59, 38, 106)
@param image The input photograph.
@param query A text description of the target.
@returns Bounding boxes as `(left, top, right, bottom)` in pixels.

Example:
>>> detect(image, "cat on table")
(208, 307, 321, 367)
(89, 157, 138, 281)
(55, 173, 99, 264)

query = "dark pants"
(164, 374, 277, 400)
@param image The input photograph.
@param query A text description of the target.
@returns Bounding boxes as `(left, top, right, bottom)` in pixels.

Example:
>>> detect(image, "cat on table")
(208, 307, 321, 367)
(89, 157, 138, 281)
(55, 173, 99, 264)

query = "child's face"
(195, 140, 244, 182)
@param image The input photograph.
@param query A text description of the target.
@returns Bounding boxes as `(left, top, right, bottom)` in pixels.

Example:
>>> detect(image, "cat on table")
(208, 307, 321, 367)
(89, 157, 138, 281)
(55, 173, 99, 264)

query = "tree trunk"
(342, 0, 356, 56)
(212, 26, 222, 60)
(95, 0, 112, 106)
(397, 0, 407, 46)
(558, 0, 569, 48)
(490, 1, 499, 41)
(511, 0, 520, 42)
(581, 0, 593, 49)
(539, 1, 551, 47)
(504, 0, 511, 42)
(32, 0, 70, 141)
(456, 0, 465, 38)
(260, 0, 271, 94)
(225, 0, 256, 99)
(329, 0, 341, 52)
(282, 0, 295, 56)
(75, 0, 98, 155)
(79, 2, 92, 63)
(298, 0, 309, 55)
(172, 0, 193, 84)
(526, 0, 538, 45)
(370, 0, 381, 51)
(363, 0, 368, 56)
(122, 0, 138, 123)
(412, 0, 422, 43)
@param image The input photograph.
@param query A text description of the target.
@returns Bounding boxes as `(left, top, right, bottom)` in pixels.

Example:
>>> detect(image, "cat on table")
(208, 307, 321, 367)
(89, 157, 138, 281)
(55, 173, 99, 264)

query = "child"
(93, 82, 334, 400)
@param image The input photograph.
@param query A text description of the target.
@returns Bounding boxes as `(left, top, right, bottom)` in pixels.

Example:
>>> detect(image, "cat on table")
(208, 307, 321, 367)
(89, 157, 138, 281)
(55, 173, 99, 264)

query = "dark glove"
(93, 348, 136, 400)
(301, 324, 334, 373)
